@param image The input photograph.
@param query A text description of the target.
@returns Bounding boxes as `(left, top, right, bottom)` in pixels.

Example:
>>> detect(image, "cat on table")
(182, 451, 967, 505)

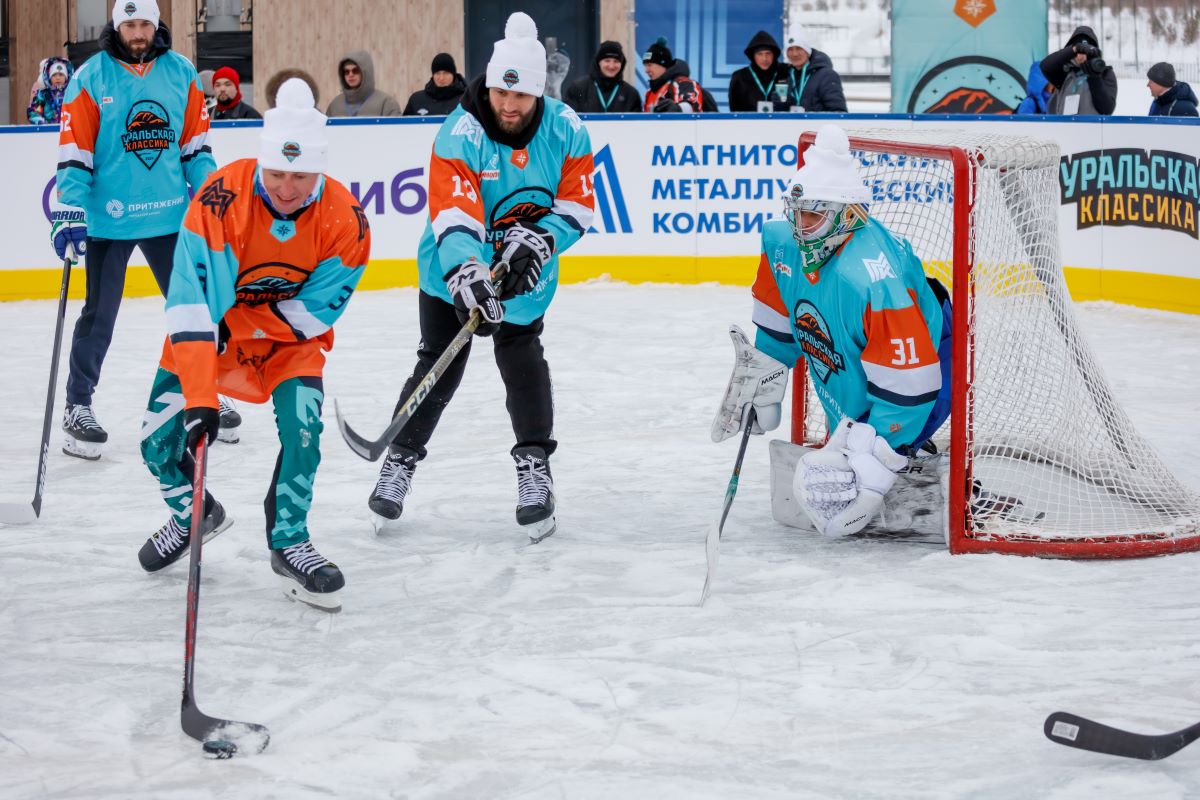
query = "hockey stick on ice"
(0, 255, 72, 525)
(181, 438, 269, 757)
(1044, 711, 1200, 760)
(700, 407, 755, 606)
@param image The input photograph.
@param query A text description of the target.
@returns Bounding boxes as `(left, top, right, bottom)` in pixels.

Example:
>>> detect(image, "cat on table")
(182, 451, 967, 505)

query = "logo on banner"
(907, 55, 1025, 114)
(122, 100, 175, 169)
(1059, 148, 1199, 239)
(793, 300, 844, 383)
(588, 145, 633, 235)
(954, 0, 995, 27)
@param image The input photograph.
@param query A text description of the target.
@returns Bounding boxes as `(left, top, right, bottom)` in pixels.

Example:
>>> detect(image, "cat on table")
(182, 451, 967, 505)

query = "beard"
(123, 37, 151, 57)
(496, 105, 536, 134)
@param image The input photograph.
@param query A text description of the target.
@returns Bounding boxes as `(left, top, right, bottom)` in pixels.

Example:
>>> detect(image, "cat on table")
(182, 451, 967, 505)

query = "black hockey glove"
(446, 259, 504, 337)
(653, 95, 682, 113)
(184, 406, 220, 450)
(492, 222, 555, 301)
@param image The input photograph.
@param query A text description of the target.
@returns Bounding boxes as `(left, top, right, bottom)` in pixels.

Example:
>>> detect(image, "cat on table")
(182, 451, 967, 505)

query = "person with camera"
(1039, 26, 1117, 115)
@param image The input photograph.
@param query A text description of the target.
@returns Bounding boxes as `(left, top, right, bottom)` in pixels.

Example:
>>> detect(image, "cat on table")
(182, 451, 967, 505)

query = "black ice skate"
(971, 479, 1046, 525)
(138, 501, 233, 572)
(270, 540, 345, 612)
(368, 448, 418, 532)
(217, 396, 242, 444)
(514, 445, 556, 543)
(62, 403, 108, 460)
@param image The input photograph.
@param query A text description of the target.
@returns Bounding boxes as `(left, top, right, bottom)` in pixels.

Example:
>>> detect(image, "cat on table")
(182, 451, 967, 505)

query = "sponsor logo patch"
(503, 69, 519, 88)
(106, 199, 125, 218)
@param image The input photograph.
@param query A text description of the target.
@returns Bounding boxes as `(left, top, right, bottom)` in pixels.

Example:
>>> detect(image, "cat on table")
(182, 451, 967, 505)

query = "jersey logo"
(270, 220, 296, 243)
(510, 149, 529, 169)
(559, 106, 582, 132)
(352, 205, 369, 242)
(488, 187, 553, 245)
(793, 300, 844, 383)
(198, 177, 237, 219)
(236, 262, 313, 304)
(122, 100, 175, 169)
(862, 253, 896, 282)
(450, 113, 484, 146)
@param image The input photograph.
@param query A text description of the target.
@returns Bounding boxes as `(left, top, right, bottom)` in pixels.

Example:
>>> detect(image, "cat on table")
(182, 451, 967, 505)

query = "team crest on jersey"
(793, 300, 844, 383)
(236, 263, 313, 304)
(862, 253, 896, 282)
(270, 220, 296, 243)
(450, 113, 484, 145)
(122, 100, 175, 169)
(281, 141, 302, 162)
(198, 177, 236, 219)
(510, 149, 529, 169)
(487, 187, 553, 245)
(503, 69, 519, 88)
(559, 106, 582, 132)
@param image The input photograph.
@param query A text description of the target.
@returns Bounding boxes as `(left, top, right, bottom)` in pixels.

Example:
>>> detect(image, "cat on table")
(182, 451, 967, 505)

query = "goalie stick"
(0, 256, 72, 525)
(1044, 711, 1200, 760)
(700, 407, 755, 606)
(181, 438, 269, 757)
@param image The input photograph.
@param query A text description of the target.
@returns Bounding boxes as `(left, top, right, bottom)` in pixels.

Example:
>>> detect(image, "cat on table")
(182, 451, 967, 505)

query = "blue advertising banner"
(634, 0, 785, 111)
(891, 0, 1048, 114)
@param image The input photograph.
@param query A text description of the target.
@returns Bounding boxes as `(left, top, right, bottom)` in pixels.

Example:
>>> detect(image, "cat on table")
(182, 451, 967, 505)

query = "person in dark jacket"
(1146, 62, 1199, 117)
(1040, 26, 1117, 115)
(780, 25, 846, 112)
(728, 31, 785, 112)
(642, 38, 717, 113)
(564, 40, 641, 113)
(1016, 60, 1053, 114)
(403, 53, 467, 116)
(211, 66, 261, 120)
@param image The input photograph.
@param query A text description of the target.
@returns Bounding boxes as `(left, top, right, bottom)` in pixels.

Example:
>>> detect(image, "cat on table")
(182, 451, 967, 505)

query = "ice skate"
(368, 448, 418, 532)
(62, 403, 108, 460)
(217, 396, 242, 444)
(514, 445, 556, 543)
(138, 501, 233, 572)
(270, 540, 344, 611)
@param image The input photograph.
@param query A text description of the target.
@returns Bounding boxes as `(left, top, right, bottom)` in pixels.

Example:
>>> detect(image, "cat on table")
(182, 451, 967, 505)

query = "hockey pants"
(140, 367, 324, 549)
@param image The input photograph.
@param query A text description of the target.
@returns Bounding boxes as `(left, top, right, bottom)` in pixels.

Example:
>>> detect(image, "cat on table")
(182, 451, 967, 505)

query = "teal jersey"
(417, 82, 595, 325)
(751, 218, 947, 449)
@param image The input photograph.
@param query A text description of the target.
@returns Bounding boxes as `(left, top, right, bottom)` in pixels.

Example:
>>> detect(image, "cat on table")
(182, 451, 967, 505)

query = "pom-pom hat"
(486, 13, 546, 97)
(258, 78, 329, 173)
(113, 0, 160, 29)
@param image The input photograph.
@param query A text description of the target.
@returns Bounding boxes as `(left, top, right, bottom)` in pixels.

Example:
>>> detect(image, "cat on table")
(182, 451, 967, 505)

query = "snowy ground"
(1, 284, 1198, 799)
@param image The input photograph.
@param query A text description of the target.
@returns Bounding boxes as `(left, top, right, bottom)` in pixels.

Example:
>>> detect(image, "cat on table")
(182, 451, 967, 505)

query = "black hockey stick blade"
(333, 398, 388, 461)
(700, 408, 755, 606)
(1044, 711, 1200, 760)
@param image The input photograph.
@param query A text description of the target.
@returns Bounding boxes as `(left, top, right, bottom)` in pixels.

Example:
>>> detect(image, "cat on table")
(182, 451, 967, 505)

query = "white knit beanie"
(783, 24, 813, 54)
(486, 12, 547, 97)
(786, 126, 870, 204)
(113, 0, 160, 29)
(258, 79, 329, 173)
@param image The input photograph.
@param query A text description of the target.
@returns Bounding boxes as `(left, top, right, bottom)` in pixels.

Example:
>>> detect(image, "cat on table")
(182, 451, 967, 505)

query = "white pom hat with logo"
(486, 12, 547, 97)
(783, 24, 813, 54)
(258, 78, 329, 173)
(785, 125, 870, 204)
(113, 0, 160, 29)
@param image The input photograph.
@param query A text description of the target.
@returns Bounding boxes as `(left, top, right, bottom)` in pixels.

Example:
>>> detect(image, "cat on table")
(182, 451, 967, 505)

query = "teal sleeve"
(165, 227, 238, 341)
(284, 256, 367, 333)
(538, 118, 594, 254)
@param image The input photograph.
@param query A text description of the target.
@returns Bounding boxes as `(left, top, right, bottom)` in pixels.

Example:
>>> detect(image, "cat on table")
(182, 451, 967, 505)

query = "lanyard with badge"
(788, 64, 810, 107)
(594, 81, 620, 111)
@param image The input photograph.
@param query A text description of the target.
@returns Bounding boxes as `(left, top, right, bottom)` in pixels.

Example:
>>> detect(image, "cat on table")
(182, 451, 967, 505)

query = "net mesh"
(798, 129, 1200, 546)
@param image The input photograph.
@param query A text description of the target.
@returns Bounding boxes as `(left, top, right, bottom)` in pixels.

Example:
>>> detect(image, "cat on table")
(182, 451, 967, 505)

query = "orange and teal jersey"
(56, 32, 215, 239)
(162, 158, 370, 408)
(752, 217, 948, 449)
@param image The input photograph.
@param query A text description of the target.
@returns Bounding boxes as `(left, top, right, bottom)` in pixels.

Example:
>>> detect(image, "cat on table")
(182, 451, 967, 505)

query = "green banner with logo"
(891, 0, 1048, 114)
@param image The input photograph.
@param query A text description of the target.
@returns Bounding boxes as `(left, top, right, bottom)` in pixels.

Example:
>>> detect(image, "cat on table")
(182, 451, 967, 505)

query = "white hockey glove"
(445, 259, 504, 337)
(795, 419, 909, 537)
(711, 325, 789, 443)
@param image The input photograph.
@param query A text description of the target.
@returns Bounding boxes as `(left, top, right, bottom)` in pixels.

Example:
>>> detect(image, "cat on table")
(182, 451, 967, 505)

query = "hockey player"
(367, 12, 594, 541)
(712, 125, 952, 538)
(138, 79, 370, 612)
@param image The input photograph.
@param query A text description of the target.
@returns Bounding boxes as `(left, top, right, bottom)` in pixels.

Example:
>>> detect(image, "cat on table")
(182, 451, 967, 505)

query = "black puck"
(202, 739, 238, 759)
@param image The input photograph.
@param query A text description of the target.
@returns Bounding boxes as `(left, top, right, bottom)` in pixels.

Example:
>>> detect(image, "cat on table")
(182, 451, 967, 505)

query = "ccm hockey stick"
(700, 407, 755, 606)
(1044, 711, 1200, 760)
(0, 256, 72, 524)
(181, 438, 269, 758)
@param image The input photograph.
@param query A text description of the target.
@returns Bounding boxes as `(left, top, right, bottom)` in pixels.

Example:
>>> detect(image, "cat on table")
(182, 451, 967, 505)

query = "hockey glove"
(653, 96, 683, 113)
(184, 406, 220, 450)
(446, 259, 504, 337)
(49, 199, 87, 264)
(711, 325, 789, 442)
(492, 222, 555, 301)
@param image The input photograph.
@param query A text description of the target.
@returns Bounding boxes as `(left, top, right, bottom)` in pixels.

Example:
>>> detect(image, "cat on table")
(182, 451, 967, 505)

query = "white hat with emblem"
(258, 78, 329, 174)
(486, 12, 547, 97)
(112, 0, 160, 29)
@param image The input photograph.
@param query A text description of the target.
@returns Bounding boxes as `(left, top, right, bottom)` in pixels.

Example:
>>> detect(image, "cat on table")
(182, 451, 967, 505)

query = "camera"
(1074, 41, 1101, 59)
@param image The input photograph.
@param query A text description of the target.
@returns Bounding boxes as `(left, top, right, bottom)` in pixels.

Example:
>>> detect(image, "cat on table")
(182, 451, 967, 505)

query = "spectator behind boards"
(1016, 61, 1054, 114)
(564, 41, 642, 113)
(779, 25, 846, 113)
(28, 57, 73, 124)
(642, 38, 716, 113)
(1039, 26, 1117, 115)
(1146, 62, 1198, 117)
(728, 31, 786, 112)
(403, 53, 467, 116)
(211, 66, 262, 119)
(327, 50, 401, 117)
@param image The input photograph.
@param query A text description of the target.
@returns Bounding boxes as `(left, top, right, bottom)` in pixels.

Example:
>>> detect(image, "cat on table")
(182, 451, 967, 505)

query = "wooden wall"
(599, 0, 634, 65)
(9, 2, 68, 124)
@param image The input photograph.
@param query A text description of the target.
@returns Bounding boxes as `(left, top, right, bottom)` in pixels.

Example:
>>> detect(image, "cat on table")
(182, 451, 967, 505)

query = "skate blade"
(62, 436, 102, 460)
(370, 511, 402, 535)
(276, 575, 342, 612)
(523, 515, 557, 544)
(217, 426, 240, 444)
(204, 514, 234, 543)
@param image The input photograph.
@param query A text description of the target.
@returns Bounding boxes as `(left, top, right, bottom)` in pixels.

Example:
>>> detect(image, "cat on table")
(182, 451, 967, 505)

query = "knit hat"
(783, 24, 812, 54)
(259, 78, 328, 173)
(431, 53, 456, 75)
(1147, 62, 1176, 88)
(596, 40, 626, 66)
(112, 0, 160, 29)
(642, 37, 673, 68)
(48, 60, 70, 80)
(486, 13, 546, 97)
(213, 66, 240, 89)
(787, 125, 870, 204)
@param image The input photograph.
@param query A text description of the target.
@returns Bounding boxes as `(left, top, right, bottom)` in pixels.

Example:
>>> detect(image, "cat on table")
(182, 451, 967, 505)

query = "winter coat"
(213, 99, 261, 120)
(403, 73, 467, 116)
(781, 50, 846, 112)
(1016, 61, 1053, 114)
(1149, 81, 1199, 117)
(728, 30, 786, 112)
(1040, 26, 1117, 115)
(564, 48, 641, 113)
(28, 57, 73, 124)
(644, 60, 718, 113)
(326, 50, 402, 117)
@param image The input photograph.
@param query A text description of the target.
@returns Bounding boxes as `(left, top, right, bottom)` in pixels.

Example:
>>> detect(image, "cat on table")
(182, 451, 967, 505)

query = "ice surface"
(1, 284, 1198, 799)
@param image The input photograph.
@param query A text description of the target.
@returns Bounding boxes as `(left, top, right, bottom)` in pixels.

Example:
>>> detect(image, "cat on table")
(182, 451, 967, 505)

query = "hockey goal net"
(791, 129, 1200, 557)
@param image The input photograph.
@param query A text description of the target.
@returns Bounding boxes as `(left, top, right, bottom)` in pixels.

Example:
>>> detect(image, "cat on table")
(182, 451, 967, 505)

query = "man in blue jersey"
(51, 0, 239, 459)
(367, 12, 595, 542)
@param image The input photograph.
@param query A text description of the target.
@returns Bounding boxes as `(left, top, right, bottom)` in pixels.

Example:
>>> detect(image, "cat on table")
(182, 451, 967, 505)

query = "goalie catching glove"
(795, 419, 909, 537)
(711, 325, 789, 443)
(446, 260, 504, 337)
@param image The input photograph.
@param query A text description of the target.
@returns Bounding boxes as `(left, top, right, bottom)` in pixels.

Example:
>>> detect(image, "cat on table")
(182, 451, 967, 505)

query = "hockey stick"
(0, 255, 72, 525)
(181, 438, 269, 757)
(700, 407, 755, 606)
(1044, 711, 1200, 761)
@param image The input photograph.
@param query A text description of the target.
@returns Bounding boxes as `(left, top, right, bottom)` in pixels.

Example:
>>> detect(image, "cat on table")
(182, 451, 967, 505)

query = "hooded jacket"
(1040, 26, 1117, 115)
(644, 59, 718, 113)
(326, 50, 402, 117)
(781, 49, 846, 112)
(1149, 81, 1199, 117)
(403, 73, 467, 116)
(1016, 60, 1052, 114)
(28, 57, 74, 124)
(727, 31, 786, 112)
(564, 42, 642, 113)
